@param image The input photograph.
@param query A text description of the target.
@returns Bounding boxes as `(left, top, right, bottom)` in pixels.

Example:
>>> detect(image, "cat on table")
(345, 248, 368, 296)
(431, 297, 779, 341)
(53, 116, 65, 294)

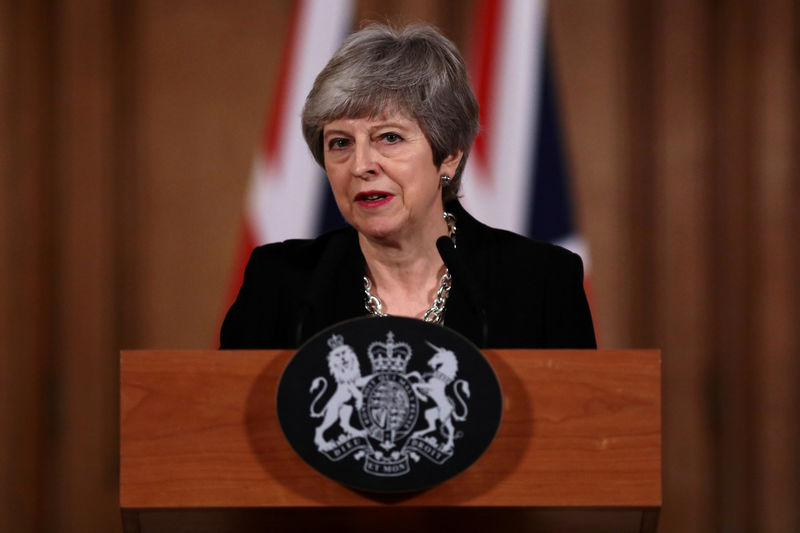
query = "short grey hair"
(301, 23, 480, 202)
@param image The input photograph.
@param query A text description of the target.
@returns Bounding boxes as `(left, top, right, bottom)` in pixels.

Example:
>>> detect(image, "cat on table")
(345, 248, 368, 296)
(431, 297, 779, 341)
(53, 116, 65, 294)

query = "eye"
(327, 138, 350, 150)
(379, 132, 403, 144)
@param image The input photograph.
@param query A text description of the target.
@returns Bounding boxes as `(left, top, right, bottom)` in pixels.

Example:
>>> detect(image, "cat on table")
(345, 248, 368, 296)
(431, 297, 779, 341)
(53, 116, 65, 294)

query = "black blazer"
(220, 201, 596, 350)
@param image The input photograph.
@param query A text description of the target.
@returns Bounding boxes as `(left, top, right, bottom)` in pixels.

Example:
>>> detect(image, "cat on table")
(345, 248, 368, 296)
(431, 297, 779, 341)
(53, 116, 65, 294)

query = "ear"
(438, 150, 463, 178)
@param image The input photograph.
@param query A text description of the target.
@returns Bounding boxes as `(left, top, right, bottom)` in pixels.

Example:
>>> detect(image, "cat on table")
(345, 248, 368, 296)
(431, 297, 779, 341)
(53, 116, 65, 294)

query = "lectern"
(120, 350, 660, 533)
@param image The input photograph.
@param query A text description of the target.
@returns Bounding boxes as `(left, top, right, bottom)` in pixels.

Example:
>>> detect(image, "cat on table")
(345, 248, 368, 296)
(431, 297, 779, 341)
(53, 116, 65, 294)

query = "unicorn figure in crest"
(407, 342, 470, 453)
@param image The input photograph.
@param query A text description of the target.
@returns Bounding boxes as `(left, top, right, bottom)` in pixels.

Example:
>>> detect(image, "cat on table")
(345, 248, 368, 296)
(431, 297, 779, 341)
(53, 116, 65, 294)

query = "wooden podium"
(120, 350, 660, 533)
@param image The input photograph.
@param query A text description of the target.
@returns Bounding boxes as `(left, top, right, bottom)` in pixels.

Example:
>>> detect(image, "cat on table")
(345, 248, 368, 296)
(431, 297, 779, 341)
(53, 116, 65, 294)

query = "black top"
(220, 200, 596, 350)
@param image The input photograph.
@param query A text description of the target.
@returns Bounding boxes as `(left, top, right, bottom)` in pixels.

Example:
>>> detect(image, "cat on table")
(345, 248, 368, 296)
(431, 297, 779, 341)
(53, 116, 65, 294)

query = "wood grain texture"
(120, 349, 660, 509)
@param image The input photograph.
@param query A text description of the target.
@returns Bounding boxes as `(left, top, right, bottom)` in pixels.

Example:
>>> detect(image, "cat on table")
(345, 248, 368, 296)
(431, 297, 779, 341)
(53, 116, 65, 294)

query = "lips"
(355, 191, 394, 207)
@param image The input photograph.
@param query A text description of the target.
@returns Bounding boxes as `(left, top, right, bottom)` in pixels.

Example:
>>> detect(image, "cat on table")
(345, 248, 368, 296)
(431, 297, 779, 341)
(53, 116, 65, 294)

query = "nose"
(351, 141, 379, 178)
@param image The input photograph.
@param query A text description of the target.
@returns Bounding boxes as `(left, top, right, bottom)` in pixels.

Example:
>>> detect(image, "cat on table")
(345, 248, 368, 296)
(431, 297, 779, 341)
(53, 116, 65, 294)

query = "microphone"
(436, 236, 489, 347)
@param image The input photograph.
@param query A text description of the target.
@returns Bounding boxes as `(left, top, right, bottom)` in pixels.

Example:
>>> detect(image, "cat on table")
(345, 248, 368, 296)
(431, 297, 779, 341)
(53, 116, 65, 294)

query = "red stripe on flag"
(469, 0, 502, 173)
(261, 0, 302, 161)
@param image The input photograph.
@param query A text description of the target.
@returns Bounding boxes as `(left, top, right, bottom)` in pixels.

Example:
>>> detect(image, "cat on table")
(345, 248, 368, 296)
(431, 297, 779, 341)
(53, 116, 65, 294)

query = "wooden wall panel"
(358, 0, 476, 50)
(651, 3, 715, 531)
(131, 0, 291, 349)
(0, 1, 56, 531)
(619, 0, 658, 351)
(752, 2, 800, 531)
(549, 0, 634, 351)
(47, 1, 122, 531)
(711, 3, 756, 531)
(115, 0, 142, 352)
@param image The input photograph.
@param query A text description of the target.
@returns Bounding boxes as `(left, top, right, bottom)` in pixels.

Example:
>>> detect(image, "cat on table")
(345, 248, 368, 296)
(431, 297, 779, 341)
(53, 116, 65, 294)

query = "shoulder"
(231, 225, 360, 313)
(450, 200, 583, 273)
(220, 226, 359, 349)
(446, 201, 594, 349)
(245, 226, 358, 276)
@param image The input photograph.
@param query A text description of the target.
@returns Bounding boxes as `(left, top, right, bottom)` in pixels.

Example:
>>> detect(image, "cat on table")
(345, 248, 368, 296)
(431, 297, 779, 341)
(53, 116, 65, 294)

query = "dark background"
(1, 1, 798, 532)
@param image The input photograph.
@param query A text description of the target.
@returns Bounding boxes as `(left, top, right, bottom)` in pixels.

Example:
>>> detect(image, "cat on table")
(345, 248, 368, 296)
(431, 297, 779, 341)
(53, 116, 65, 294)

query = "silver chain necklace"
(363, 211, 456, 325)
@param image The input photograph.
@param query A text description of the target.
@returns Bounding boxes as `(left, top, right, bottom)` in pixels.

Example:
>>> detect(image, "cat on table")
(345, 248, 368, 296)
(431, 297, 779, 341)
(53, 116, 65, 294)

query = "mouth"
(355, 191, 394, 206)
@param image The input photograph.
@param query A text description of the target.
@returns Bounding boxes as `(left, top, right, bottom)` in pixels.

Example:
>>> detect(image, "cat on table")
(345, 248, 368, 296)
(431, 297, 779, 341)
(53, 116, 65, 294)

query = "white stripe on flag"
(461, 0, 547, 235)
(246, 0, 353, 244)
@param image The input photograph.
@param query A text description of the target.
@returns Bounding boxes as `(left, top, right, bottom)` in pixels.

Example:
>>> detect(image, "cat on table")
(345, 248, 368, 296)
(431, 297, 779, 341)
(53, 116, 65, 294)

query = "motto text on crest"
(308, 331, 471, 477)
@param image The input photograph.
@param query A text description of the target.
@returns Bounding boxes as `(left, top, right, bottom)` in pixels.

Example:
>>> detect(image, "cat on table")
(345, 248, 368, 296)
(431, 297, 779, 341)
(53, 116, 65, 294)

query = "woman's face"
(323, 112, 461, 243)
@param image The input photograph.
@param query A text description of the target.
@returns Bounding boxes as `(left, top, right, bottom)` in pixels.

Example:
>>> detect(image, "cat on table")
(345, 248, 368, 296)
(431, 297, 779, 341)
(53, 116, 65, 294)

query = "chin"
(357, 225, 394, 241)
(354, 219, 403, 241)
(349, 212, 404, 239)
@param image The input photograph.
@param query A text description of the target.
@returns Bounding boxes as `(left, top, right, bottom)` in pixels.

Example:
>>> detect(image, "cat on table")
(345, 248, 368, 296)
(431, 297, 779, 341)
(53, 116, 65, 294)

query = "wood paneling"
(132, 0, 291, 349)
(651, 3, 716, 531)
(46, 2, 121, 531)
(751, 2, 800, 531)
(550, 0, 637, 351)
(2, 1, 799, 532)
(711, 3, 756, 531)
(1, 1, 56, 531)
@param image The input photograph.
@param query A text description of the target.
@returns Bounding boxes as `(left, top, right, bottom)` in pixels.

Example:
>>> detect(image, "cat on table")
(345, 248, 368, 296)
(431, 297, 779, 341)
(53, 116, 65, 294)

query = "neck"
(359, 213, 450, 318)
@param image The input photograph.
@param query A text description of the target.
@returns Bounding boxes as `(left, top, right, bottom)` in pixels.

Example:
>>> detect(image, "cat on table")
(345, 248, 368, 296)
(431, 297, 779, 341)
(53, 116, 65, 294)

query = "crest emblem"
(309, 331, 470, 476)
(277, 316, 501, 492)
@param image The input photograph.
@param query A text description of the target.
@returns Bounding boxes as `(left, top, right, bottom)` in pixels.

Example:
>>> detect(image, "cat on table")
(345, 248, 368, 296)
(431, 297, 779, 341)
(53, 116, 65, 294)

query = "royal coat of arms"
(276, 316, 502, 492)
(308, 331, 471, 477)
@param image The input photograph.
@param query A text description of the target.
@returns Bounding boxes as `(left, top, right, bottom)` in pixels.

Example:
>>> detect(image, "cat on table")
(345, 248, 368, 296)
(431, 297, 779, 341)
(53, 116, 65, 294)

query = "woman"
(220, 23, 595, 350)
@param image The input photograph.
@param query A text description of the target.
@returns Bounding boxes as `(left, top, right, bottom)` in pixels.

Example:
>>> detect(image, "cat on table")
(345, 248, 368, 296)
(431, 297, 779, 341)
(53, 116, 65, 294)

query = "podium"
(120, 350, 660, 533)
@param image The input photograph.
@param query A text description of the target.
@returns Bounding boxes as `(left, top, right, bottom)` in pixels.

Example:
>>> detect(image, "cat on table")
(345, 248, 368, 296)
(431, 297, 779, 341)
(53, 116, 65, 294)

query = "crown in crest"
(327, 333, 345, 350)
(367, 331, 412, 373)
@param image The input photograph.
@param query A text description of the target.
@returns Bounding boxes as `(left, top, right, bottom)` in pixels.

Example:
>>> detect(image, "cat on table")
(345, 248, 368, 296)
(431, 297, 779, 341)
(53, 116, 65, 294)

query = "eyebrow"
(370, 122, 409, 132)
(323, 129, 350, 140)
(323, 122, 412, 140)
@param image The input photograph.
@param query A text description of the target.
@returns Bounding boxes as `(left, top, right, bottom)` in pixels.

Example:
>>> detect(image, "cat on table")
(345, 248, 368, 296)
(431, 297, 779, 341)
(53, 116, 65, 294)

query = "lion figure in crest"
(309, 335, 370, 451)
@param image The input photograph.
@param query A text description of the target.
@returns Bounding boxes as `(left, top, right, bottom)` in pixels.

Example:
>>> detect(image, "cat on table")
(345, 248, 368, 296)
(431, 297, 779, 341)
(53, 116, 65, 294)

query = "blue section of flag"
(527, 45, 574, 243)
